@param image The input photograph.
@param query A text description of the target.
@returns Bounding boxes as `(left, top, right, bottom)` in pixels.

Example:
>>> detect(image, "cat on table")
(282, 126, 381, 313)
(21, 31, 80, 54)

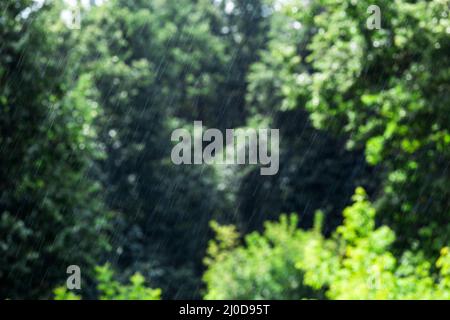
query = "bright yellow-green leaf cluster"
(54, 264, 161, 300)
(204, 188, 450, 299)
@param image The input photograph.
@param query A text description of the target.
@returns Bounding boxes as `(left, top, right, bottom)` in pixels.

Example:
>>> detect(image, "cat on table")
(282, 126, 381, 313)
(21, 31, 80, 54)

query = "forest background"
(1, 0, 449, 300)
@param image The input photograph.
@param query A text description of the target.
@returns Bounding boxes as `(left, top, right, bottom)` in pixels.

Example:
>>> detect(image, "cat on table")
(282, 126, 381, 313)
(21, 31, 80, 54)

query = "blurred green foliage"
(238, 0, 379, 235)
(0, 0, 111, 299)
(75, 0, 232, 299)
(267, 0, 450, 253)
(1, 0, 449, 300)
(205, 188, 450, 299)
(204, 216, 325, 299)
(299, 188, 450, 299)
(54, 264, 160, 300)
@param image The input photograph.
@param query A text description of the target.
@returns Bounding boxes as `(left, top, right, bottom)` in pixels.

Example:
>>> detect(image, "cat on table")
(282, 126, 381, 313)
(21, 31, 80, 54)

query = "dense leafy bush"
(205, 188, 450, 299)
(54, 264, 161, 300)
(300, 188, 450, 299)
(204, 217, 324, 299)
